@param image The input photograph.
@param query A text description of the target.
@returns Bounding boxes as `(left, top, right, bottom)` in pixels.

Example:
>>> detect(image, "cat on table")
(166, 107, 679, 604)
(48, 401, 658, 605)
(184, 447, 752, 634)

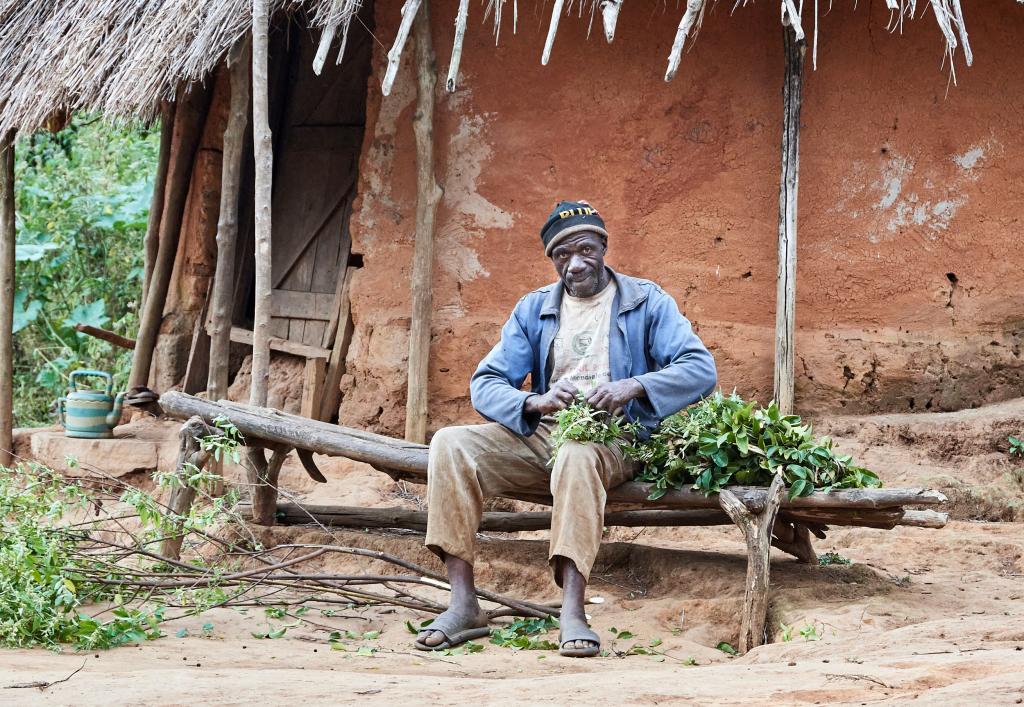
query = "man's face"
(550, 231, 608, 298)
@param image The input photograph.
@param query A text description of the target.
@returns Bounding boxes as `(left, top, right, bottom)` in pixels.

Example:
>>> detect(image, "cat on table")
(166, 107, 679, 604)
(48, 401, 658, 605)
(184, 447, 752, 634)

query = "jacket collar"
(540, 267, 648, 317)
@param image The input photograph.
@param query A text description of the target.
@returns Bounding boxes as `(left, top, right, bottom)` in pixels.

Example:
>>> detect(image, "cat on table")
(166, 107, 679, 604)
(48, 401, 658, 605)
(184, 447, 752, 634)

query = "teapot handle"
(69, 370, 113, 395)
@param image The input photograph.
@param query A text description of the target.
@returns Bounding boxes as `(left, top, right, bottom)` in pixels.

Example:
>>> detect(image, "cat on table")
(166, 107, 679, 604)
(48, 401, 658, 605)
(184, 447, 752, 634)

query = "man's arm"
(469, 301, 545, 436)
(630, 287, 717, 420)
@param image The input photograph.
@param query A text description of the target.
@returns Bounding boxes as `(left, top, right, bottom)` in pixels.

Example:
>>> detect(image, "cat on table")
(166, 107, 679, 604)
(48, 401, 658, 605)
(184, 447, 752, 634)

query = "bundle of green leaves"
(552, 391, 881, 500)
(548, 397, 626, 465)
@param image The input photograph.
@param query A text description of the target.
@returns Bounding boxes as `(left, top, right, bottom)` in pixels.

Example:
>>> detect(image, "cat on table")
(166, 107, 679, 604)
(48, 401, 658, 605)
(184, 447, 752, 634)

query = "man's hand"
(586, 378, 645, 414)
(524, 379, 579, 416)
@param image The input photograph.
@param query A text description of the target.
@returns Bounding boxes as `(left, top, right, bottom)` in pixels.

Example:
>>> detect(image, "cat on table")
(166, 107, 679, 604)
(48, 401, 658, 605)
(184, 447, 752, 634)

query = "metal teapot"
(57, 370, 125, 439)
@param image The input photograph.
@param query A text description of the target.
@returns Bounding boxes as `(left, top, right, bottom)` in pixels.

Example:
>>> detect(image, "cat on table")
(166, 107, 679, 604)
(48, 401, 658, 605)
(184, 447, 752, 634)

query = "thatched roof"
(0, 0, 358, 132)
(0, 0, 981, 134)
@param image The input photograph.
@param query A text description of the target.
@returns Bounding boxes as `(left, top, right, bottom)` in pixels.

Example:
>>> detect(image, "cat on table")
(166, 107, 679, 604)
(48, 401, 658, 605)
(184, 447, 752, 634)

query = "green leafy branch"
(552, 390, 882, 500)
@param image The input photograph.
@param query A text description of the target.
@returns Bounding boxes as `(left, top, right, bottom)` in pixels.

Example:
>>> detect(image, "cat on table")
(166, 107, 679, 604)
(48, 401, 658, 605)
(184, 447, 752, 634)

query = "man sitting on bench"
(415, 200, 717, 657)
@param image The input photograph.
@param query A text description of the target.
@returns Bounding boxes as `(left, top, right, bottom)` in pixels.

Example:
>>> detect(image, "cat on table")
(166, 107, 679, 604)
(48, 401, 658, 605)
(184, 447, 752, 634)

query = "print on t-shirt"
(550, 281, 617, 394)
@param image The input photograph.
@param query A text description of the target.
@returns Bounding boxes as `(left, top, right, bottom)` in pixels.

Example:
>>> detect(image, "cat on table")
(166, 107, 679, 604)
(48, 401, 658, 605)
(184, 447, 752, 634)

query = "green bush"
(13, 117, 158, 426)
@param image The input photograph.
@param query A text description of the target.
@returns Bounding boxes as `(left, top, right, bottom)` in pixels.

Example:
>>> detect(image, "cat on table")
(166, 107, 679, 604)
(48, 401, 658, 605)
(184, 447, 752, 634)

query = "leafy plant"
(799, 623, 822, 641)
(818, 551, 852, 567)
(716, 641, 738, 655)
(12, 116, 159, 425)
(490, 615, 559, 650)
(438, 640, 484, 657)
(1008, 436, 1024, 457)
(552, 391, 881, 500)
(780, 622, 822, 642)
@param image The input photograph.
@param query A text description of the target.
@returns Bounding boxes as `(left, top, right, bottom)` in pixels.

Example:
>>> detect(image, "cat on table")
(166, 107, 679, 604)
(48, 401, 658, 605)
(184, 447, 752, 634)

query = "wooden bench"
(158, 391, 947, 652)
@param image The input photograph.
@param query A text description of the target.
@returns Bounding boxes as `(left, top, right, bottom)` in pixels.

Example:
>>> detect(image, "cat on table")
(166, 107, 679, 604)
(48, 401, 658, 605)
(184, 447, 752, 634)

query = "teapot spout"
(105, 392, 126, 429)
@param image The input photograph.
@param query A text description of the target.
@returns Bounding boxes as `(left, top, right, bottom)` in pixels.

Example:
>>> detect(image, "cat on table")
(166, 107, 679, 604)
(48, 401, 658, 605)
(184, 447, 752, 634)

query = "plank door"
(268, 16, 371, 348)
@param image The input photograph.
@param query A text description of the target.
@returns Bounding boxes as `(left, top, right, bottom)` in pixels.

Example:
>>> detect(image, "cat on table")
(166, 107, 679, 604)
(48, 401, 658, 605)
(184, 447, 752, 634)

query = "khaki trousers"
(424, 419, 636, 583)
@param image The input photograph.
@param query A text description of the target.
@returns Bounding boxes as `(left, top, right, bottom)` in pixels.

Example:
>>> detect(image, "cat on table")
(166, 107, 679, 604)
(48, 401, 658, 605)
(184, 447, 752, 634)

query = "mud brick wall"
(290, 3, 1024, 433)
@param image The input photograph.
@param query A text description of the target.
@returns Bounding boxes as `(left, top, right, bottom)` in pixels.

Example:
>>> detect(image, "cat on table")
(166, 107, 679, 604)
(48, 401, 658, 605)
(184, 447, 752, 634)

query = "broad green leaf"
(12, 290, 42, 333)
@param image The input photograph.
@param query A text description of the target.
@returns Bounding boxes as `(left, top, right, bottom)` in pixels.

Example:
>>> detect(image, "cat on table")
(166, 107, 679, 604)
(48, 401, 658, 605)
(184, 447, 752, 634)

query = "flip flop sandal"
(559, 626, 601, 658)
(414, 613, 490, 651)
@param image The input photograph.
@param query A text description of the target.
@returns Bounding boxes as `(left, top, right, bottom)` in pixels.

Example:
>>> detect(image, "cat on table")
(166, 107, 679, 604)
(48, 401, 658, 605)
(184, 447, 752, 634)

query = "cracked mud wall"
(340, 0, 1024, 435)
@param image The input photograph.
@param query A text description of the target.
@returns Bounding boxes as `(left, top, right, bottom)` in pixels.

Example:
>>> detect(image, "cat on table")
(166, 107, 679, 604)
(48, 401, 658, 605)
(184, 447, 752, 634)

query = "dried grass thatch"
(0, 0, 361, 133)
(0, 0, 992, 133)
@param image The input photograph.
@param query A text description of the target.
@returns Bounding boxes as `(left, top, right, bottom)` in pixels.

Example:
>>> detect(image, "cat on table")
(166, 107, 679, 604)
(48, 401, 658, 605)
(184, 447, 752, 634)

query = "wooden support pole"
(161, 416, 215, 559)
(246, 445, 290, 526)
(382, 0, 423, 96)
(300, 357, 327, 419)
(313, 0, 345, 75)
(600, 0, 623, 43)
(664, 0, 705, 82)
(259, 502, 733, 531)
(251, 0, 273, 408)
(318, 266, 356, 421)
(0, 131, 15, 467)
(773, 24, 805, 415)
(207, 37, 251, 404)
(719, 473, 786, 654)
(129, 85, 212, 390)
(445, 0, 469, 91)
(541, 0, 565, 66)
(405, 1, 441, 444)
(74, 324, 136, 350)
(141, 100, 175, 308)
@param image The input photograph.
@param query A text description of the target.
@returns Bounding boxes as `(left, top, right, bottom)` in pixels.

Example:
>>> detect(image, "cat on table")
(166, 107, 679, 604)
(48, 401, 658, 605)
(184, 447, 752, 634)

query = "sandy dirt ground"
(4, 403, 1024, 705)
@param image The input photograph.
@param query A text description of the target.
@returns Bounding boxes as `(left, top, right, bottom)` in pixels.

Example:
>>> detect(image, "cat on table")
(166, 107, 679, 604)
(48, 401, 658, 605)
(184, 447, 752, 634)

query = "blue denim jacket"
(469, 268, 718, 436)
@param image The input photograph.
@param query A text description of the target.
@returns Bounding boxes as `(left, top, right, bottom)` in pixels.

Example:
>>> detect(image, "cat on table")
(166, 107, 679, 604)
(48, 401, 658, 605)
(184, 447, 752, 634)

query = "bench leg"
(719, 474, 786, 653)
(245, 446, 289, 525)
(162, 416, 215, 560)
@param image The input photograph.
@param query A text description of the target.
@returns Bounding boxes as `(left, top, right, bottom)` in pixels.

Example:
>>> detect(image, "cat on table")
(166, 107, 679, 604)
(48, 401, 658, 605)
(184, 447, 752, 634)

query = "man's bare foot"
(416, 599, 489, 649)
(558, 608, 600, 656)
(554, 557, 599, 657)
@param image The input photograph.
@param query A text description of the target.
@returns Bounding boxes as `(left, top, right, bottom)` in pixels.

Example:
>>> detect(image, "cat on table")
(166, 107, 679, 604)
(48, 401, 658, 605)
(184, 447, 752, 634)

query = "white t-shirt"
(550, 281, 617, 394)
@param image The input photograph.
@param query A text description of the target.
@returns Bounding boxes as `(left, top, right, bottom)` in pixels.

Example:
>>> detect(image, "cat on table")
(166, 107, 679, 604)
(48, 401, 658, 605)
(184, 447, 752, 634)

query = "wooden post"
(246, 445, 290, 526)
(141, 100, 175, 308)
(251, 0, 273, 408)
(773, 25, 805, 415)
(382, 0, 423, 96)
(445, 0, 469, 91)
(247, 0, 278, 522)
(541, 0, 565, 65)
(161, 416, 214, 559)
(129, 84, 212, 390)
(719, 474, 786, 654)
(404, 1, 442, 444)
(318, 266, 355, 421)
(0, 131, 15, 468)
(74, 324, 136, 349)
(207, 38, 251, 403)
(300, 357, 327, 419)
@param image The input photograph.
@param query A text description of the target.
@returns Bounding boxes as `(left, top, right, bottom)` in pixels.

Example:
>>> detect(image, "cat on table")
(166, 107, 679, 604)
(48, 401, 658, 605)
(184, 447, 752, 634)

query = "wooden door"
(267, 16, 371, 348)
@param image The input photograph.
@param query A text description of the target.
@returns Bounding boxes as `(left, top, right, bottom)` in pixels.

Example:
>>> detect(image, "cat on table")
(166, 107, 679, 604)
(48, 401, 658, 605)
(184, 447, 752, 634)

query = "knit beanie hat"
(540, 200, 609, 256)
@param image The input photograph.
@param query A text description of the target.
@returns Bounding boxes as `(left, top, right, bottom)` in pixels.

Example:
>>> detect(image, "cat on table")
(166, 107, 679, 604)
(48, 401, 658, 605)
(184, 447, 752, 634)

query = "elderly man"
(414, 201, 717, 657)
